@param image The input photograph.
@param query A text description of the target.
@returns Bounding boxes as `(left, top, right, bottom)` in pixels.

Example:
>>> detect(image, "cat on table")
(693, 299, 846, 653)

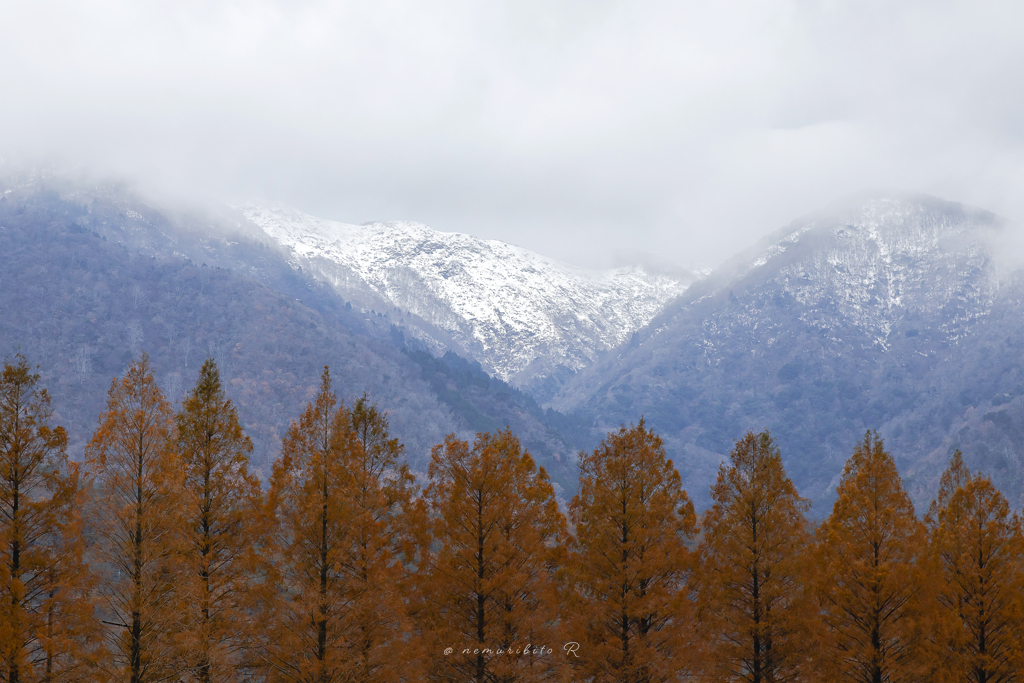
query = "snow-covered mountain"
(552, 194, 1020, 510)
(243, 206, 695, 394)
(11, 179, 1024, 510)
(0, 181, 600, 490)
(673, 194, 1002, 353)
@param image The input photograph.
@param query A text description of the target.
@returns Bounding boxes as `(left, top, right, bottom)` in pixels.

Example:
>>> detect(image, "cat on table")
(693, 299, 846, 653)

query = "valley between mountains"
(2, 179, 1022, 511)
(242, 205, 695, 400)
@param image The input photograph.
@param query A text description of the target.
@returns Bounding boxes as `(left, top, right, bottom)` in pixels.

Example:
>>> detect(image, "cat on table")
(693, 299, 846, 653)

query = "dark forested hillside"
(400, 345, 595, 490)
(0, 181, 590, 490)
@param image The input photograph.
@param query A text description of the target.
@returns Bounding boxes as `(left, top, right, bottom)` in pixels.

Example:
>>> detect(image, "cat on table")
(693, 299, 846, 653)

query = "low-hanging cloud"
(3, 0, 1023, 269)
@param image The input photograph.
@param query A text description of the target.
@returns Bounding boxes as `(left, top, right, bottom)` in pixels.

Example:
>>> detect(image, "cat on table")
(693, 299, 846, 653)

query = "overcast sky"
(3, 0, 1023, 269)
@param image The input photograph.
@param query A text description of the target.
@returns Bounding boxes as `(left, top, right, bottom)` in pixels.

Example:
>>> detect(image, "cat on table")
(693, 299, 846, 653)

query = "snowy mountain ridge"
(739, 196, 1001, 350)
(637, 195, 1003, 359)
(242, 206, 695, 390)
(551, 194, 1015, 509)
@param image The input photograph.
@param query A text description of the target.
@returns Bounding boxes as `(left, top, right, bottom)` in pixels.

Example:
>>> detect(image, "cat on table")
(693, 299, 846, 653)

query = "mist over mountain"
(3, 175, 1024, 513)
(0, 179, 589, 492)
(554, 194, 1024, 511)
(241, 206, 695, 401)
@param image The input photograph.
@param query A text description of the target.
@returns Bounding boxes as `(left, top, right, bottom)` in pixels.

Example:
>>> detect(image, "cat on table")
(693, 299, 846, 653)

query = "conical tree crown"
(415, 428, 566, 683)
(273, 366, 349, 479)
(928, 452, 1023, 682)
(339, 393, 414, 683)
(695, 429, 813, 683)
(262, 366, 368, 683)
(349, 393, 404, 480)
(568, 419, 697, 683)
(86, 353, 184, 683)
(0, 355, 97, 683)
(815, 431, 928, 683)
(176, 358, 261, 683)
(926, 449, 972, 531)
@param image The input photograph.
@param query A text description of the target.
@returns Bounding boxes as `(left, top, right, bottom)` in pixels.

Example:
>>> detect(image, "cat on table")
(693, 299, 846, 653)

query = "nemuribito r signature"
(442, 642, 580, 657)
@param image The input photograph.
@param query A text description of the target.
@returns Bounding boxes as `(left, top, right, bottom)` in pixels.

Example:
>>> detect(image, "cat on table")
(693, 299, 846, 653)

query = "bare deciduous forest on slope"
(6, 182, 1024, 519)
(0, 184, 589, 494)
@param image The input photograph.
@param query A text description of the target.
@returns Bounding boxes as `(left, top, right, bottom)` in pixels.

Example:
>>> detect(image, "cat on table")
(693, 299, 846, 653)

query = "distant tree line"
(2, 351, 1023, 683)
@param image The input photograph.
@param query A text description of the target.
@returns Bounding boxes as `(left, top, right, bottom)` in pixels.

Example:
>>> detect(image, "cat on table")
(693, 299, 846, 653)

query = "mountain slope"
(0, 181, 589, 491)
(11, 179, 1022, 511)
(554, 194, 1022, 510)
(242, 206, 694, 398)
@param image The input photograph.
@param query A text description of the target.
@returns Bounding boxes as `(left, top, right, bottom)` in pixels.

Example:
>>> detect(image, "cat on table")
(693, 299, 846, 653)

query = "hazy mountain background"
(0, 178, 589, 495)
(3, 176, 1024, 513)
(553, 194, 1024, 511)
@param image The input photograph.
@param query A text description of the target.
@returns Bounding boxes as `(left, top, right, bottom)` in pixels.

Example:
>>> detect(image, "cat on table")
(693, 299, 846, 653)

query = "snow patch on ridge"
(714, 197, 999, 354)
(243, 206, 694, 385)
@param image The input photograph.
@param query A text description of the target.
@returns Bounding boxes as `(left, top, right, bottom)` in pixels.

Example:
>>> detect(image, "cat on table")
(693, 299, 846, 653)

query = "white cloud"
(3, 0, 1023, 268)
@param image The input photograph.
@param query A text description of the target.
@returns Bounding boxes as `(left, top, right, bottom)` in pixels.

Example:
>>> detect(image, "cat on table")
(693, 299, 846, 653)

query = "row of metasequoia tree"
(2, 353, 1024, 683)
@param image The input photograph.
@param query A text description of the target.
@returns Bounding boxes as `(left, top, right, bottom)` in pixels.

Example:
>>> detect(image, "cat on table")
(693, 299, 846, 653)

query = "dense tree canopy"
(815, 431, 929, 683)
(567, 419, 697, 683)
(1, 348, 1023, 682)
(695, 430, 814, 683)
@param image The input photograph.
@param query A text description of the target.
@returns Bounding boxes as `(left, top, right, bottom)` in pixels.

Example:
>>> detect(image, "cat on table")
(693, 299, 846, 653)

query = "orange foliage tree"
(694, 429, 814, 683)
(339, 394, 415, 683)
(263, 367, 413, 683)
(176, 358, 262, 683)
(926, 451, 1024, 682)
(566, 419, 696, 683)
(0, 355, 97, 683)
(413, 429, 566, 683)
(815, 431, 928, 683)
(86, 354, 184, 683)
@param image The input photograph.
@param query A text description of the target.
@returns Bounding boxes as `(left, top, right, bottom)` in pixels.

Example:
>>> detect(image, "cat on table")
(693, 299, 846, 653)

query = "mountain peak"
(243, 206, 697, 395)
(554, 194, 1016, 509)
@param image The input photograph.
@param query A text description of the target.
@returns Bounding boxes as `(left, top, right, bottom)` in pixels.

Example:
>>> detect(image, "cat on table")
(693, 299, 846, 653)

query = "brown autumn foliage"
(566, 419, 696, 683)
(926, 451, 1024, 683)
(340, 394, 416, 683)
(261, 366, 356, 683)
(694, 429, 814, 683)
(413, 429, 566, 683)
(262, 367, 414, 683)
(9, 344, 1024, 683)
(176, 358, 263, 683)
(815, 431, 929, 683)
(85, 353, 185, 683)
(0, 355, 97, 683)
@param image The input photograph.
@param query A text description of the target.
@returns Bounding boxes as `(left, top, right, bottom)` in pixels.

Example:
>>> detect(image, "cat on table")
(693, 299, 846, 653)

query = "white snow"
(243, 206, 693, 383)
(724, 198, 999, 352)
